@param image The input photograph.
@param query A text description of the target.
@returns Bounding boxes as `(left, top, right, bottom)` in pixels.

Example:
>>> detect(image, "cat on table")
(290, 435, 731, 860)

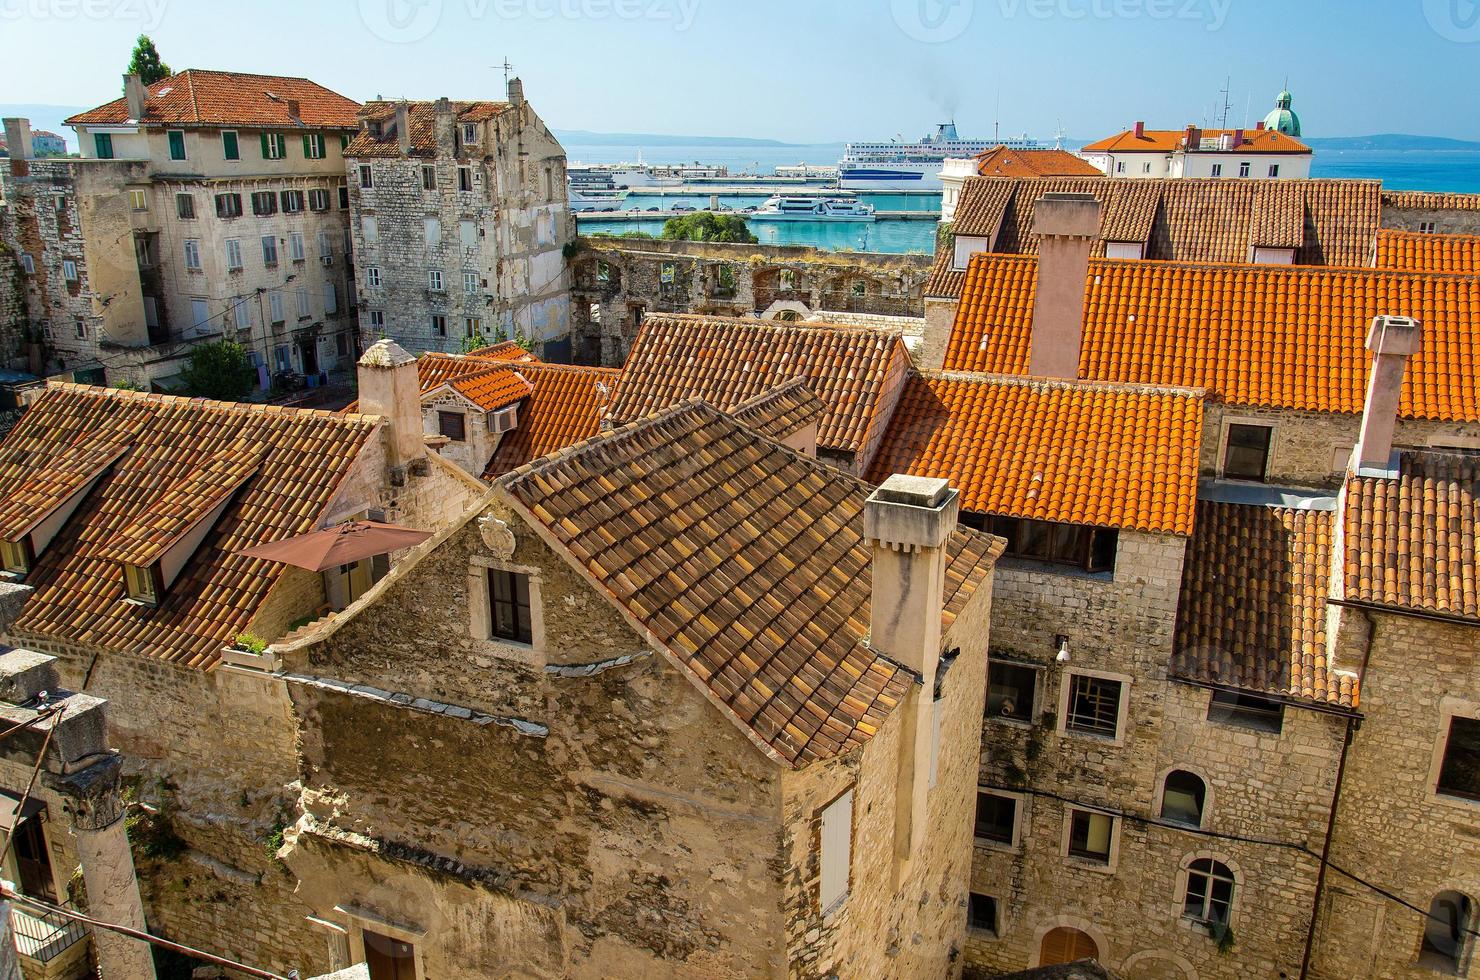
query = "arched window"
(1419, 891, 1473, 973)
(1182, 858, 1235, 927)
(1040, 926, 1098, 966)
(1161, 770, 1208, 826)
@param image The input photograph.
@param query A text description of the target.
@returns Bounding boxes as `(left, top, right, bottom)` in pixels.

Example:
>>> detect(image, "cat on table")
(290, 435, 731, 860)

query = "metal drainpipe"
(1299, 610, 1376, 980)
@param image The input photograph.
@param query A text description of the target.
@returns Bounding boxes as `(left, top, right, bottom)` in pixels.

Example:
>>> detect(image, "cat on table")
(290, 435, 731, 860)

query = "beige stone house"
(0, 344, 481, 977)
(345, 81, 572, 360)
(252, 397, 1001, 978)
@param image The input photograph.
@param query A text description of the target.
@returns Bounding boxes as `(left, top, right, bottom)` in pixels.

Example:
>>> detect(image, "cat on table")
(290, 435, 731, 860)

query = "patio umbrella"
(235, 520, 433, 572)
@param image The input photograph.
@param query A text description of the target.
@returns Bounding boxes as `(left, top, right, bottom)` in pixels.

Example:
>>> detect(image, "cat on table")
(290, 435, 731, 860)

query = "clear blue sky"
(1, 0, 1477, 142)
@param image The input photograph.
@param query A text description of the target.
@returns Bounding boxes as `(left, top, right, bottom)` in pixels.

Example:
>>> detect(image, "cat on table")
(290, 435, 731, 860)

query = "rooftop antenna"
(1244, 90, 1252, 129)
(994, 90, 1001, 144)
(497, 57, 514, 89)
(1216, 75, 1233, 130)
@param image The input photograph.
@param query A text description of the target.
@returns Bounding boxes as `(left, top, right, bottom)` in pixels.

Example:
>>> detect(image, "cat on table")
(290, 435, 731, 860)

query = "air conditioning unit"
(488, 408, 518, 434)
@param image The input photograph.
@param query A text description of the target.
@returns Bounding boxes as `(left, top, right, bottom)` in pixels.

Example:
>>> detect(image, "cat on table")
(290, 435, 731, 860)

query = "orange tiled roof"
(496, 399, 1001, 768)
(1375, 230, 1480, 275)
(483, 364, 620, 478)
(0, 425, 139, 540)
(944, 253, 1480, 422)
(65, 70, 361, 130)
(1343, 451, 1480, 620)
(414, 352, 501, 392)
(933, 177, 1382, 298)
(608, 313, 910, 458)
(1081, 126, 1309, 154)
(346, 101, 512, 159)
(444, 367, 533, 413)
(727, 379, 826, 443)
(467, 341, 538, 363)
(1173, 501, 1354, 708)
(1382, 190, 1480, 212)
(1, 385, 378, 669)
(973, 147, 1103, 179)
(866, 371, 1203, 536)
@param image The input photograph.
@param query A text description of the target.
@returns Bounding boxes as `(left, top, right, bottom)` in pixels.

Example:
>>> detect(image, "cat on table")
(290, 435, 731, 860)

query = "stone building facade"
(345, 81, 572, 361)
(569, 237, 934, 366)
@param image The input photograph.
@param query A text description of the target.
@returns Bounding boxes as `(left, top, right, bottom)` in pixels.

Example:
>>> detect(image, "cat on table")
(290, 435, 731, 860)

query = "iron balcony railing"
(9, 901, 88, 963)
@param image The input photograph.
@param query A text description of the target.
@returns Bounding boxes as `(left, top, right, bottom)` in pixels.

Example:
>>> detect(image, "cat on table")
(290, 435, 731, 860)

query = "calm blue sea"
(568, 141, 1480, 255)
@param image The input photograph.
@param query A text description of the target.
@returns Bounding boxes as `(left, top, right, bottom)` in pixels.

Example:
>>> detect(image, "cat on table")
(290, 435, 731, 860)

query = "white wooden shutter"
(819, 789, 853, 913)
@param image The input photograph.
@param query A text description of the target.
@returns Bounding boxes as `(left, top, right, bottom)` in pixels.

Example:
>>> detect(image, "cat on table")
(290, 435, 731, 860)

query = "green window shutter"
(341, 134, 350, 152)
(303, 134, 312, 158)
(261, 132, 271, 159)
(168, 131, 185, 160)
(223, 131, 239, 160)
(94, 133, 113, 159)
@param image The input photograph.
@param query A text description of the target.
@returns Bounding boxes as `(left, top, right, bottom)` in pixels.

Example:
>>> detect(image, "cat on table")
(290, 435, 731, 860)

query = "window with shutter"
(94, 133, 114, 159)
(167, 131, 186, 160)
(819, 789, 853, 914)
(222, 131, 240, 160)
(1039, 927, 1098, 966)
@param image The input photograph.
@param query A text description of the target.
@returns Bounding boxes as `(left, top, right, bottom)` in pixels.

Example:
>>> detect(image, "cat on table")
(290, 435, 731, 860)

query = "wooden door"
(364, 930, 416, 980)
(1040, 926, 1099, 966)
(14, 817, 56, 903)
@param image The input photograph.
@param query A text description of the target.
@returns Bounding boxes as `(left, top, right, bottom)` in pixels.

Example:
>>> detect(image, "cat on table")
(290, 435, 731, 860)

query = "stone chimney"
(507, 76, 525, 108)
(1353, 316, 1422, 473)
(1256, 120, 1267, 132)
(285, 98, 302, 121)
(1, 119, 31, 161)
(123, 73, 147, 121)
(864, 475, 959, 869)
(1028, 193, 1101, 379)
(395, 102, 411, 156)
(358, 339, 425, 475)
(1231, 128, 1245, 149)
(1133, 121, 1145, 139)
(434, 97, 456, 154)
(1184, 124, 1197, 147)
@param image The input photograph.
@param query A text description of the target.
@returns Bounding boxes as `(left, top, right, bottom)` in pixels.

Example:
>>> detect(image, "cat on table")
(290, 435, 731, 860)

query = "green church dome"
(1263, 90, 1302, 138)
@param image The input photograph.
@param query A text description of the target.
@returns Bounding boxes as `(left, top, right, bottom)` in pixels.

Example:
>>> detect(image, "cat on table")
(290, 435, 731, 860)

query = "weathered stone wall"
(1380, 200, 1480, 235)
(781, 570, 994, 979)
(348, 101, 572, 360)
(1199, 403, 1480, 489)
(1311, 610, 1480, 979)
(279, 498, 790, 977)
(0, 217, 23, 371)
(569, 238, 934, 366)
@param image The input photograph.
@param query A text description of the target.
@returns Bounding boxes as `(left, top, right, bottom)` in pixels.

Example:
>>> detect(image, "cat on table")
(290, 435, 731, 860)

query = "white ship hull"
(838, 165, 946, 191)
(748, 211, 877, 223)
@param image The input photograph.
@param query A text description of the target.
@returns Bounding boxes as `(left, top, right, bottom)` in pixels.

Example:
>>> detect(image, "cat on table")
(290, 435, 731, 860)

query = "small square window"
(464, 272, 479, 295)
(458, 167, 473, 192)
(122, 563, 159, 605)
(1268, 164, 1280, 178)
(0, 538, 31, 575)
(215, 193, 243, 219)
(438, 410, 466, 442)
(422, 166, 437, 191)
(1065, 673, 1123, 739)
(428, 270, 444, 292)
(167, 130, 186, 161)
(20, 254, 35, 275)
(464, 316, 481, 338)
(339, 186, 351, 209)
(262, 132, 287, 160)
(368, 310, 386, 329)
(1223, 423, 1273, 482)
(359, 165, 374, 189)
(431, 314, 447, 337)
(462, 123, 478, 146)
(975, 792, 1018, 845)
(61, 260, 78, 282)
(1208, 690, 1284, 734)
(967, 894, 999, 936)
(222, 131, 240, 160)
(1437, 716, 1480, 802)
(1211, 163, 1223, 177)
(128, 189, 148, 211)
(252, 191, 278, 217)
(487, 568, 533, 644)
(365, 267, 382, 288)
(987, 662, 1038, 722)
(1067, 809, 1114, 864)
(282, 190, 305, 214)
(176, 193, 195, 219)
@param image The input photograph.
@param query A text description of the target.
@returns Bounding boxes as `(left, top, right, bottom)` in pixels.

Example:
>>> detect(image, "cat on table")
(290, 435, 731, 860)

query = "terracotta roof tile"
(972, 147, 1103, 179)
(0, 385, 377, 669)
(1382, 191, 1480, 212)
(346, 101, 512, 159)
(866, 371, 1203, 535)
(945, 253, 1480, 421)
(726, 379, 826, 443)
(609, 313, 910, 458)
(65, 70, 361, 130)
(936, 177, 1382, 291)
(1082, 127, 1310, 154)
(1173, 501, 1354, 707)
(1343, 451, 1480, 620)
(1375, 230, 1480, 275)
(497, 400, 1000, 768)
(483, 364, 620, 478)
(466, 341, 538, 363)
(445, 367, 533, 412)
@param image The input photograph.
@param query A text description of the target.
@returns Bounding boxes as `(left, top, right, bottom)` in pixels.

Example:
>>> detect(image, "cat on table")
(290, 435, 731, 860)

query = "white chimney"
(395, 102, 411, 156)
(1353, 315, 1422, 473)
(2, 118, 32, 162)
(123, 74, 147, 121)
(357, 339, 425, 475)
(1028, 193, 1101, 379)
(863, 474, 959, 871)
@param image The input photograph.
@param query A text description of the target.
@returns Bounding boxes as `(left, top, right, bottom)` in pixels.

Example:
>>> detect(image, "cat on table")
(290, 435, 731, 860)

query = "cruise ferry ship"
(749, 195, 877, 222)
(839, 122, 1042, 191)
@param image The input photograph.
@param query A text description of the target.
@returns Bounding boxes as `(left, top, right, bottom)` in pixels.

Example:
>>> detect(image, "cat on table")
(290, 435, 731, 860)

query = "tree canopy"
(180, 341, 255, 401)
(127, 35, 171, 85)
(660, 212, 757, 244)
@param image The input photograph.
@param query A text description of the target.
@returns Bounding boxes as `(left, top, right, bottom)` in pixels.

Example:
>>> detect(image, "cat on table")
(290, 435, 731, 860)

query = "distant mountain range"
(554, 129, 804, 148)
(1304, 134, 1480, 151)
